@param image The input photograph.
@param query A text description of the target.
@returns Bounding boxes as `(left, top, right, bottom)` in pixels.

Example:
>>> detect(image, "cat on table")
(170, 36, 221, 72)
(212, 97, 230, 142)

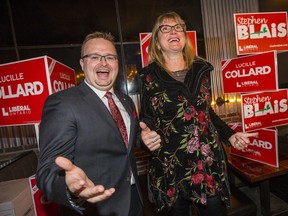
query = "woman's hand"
(229, 132, 258, 150)
(139, 122, 161, 151)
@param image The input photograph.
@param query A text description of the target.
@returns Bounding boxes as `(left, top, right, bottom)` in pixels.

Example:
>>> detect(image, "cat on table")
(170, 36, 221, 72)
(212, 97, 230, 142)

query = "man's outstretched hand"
(56, 156, 115, 203)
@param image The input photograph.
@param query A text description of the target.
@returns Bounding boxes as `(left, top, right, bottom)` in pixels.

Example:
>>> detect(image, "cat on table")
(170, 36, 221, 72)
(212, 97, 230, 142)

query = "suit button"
(126, 177, 130, 181)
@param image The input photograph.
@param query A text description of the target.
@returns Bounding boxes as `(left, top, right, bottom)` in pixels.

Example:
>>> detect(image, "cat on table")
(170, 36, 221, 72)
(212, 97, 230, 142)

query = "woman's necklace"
(170, 69, 188, 82)
(171, 69, 187, 77)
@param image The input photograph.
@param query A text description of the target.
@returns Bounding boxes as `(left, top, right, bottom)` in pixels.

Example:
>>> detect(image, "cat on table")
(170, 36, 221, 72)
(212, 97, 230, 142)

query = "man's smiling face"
(80, 38, 119, 91)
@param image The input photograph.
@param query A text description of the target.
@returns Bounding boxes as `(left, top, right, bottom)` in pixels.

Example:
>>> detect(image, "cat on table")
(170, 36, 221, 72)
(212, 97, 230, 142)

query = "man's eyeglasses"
(158, 24, 186, 33)
(81, 54, 118, 63)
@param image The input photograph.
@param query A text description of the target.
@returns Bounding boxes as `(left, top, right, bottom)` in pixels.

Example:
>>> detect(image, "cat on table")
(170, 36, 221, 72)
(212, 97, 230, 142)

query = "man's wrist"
(66, 187, 85, 207)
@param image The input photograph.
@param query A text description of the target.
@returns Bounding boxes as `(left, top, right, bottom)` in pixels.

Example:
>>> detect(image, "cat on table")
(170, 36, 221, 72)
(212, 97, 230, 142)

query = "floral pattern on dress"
(140, 63, 231, 212)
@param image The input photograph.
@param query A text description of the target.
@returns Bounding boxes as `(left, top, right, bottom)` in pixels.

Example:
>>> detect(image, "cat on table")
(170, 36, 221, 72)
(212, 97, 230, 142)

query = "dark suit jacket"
(36, 82, 143, 216)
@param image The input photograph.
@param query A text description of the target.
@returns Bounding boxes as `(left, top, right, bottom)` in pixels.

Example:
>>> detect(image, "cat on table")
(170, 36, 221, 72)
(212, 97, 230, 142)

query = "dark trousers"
(128, 184, 143, 216)
(166, 195, 226, 216)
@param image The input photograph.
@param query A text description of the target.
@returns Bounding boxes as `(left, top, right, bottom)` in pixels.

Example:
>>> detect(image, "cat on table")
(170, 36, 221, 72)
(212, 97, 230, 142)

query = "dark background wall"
(0, 0, 287, 92)
(0, 0, 287, 153)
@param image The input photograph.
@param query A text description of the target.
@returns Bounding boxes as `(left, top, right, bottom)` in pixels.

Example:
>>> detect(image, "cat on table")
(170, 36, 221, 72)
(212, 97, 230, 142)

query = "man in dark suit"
(36, 31, 160, 216)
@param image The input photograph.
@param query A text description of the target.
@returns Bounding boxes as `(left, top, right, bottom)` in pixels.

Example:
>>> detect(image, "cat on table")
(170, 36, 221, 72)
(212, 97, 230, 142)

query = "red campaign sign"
(48, 57, 76, 94)
(29, 175, 59, 216)
(241, 89, 288, 132)
(221, 51, 278, 94)
(139, 33, 152, 68)
(0, 56, 76, 126)
(234, 12, 288, 55)
(139, 31, 198, 67)
(0, 57, 50, 126)
(228, 123, 278, 167)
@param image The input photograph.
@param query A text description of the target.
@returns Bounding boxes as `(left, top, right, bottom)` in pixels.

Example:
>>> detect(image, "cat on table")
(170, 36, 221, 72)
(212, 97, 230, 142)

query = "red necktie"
(105, 92, 128, 148)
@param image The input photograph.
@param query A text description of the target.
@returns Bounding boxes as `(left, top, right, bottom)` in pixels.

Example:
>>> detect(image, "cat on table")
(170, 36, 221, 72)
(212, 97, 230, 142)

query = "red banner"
(29, 175, 59, 216)
(221, 51, 278, 93)
(234, 12, 288, 55)
(0, 56, 76, 126)
(241, 89, 288, 132)
(139, 31, 198, 67)
(229, 123, 278, 167)
(48, 57, 76, 94)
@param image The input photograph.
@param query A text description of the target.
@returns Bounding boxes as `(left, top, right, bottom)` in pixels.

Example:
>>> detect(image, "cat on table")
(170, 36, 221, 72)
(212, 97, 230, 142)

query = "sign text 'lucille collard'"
(221, 51, 278, 94)
(229, 122, 278, 167)
(0, 56, 76, 127)
(241, 89, 288, 132)
(234, 12, 288, 55)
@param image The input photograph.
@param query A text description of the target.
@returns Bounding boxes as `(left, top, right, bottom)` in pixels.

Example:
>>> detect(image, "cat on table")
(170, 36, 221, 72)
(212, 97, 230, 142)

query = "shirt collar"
(84, 79, 114, 99)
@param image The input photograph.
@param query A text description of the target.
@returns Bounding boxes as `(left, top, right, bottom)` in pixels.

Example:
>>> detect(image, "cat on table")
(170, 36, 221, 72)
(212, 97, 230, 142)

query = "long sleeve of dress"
(139, 71, 156, 131)
(209, 107, 235, 146)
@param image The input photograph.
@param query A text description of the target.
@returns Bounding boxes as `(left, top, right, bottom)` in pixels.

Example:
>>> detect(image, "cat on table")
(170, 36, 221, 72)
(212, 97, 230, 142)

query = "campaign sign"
(234, 12, 288, 55)
(139, 31, 198, 67)
(29, 175, 59, 216)
(241, 89, 288, 132)
(229, 124, 278, 167)
(0, 56, 76, 126)
(221, 51, 278, 94)
(228, 122, 242, 133)
(47, 57, 76, 94)
(139, 33, 152, 68)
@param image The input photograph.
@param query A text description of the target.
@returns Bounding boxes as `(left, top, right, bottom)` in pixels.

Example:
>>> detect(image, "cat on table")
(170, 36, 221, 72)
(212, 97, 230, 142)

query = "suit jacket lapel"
(78, 83, 134, 151)
(78, 83, 122, 138)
